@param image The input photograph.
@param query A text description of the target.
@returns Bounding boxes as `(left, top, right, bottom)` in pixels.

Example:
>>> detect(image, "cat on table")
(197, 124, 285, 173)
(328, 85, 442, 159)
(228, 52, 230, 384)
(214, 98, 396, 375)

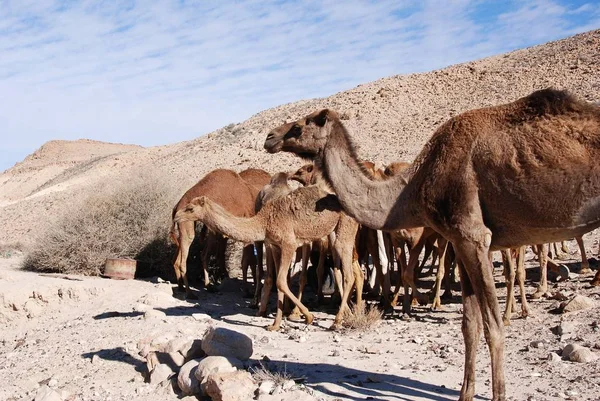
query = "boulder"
(195, 356, 243, 393)
(205, 370, 256, 401)
(177, 359, 202, 396)
(202, 327, 253, 361)
(561, 295, 596, 313)
(569, 347, 598, 363)
(150, 363, 174, 384)
(180, 339, 205, 361)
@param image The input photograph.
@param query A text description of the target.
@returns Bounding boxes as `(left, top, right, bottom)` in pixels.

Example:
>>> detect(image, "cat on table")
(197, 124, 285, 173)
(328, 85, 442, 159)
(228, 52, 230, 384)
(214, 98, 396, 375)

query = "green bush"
(22, 168, 180, 278)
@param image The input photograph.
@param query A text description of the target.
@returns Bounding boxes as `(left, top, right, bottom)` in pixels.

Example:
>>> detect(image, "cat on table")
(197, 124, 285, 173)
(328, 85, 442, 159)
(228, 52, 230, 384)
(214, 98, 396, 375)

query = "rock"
(150, 363, 174, 384)
(91, 354, 100, 364)
(548, 352, 562, 363)
(195, 356, 243, 393)
(144, 309, 167, 320)
(169, 351, 185, 367)
(180, 339, 205, 361)
(151, 333, 175, 350)
(562, 343, 583, 358)
(202, 327, 253, 361)
(34, 385, 62, 401)
(281, 379, 296, 391)
(177, 359, 202, 396)
(205, 370, 256, 401)
(258, 380, 276, 395)
(558, 321, 576, 336)
(165, 337, 192, 353)
(24, 299, 44, 318)
(413, 337, 423, 345)
(561, 295, 596, 313)
(192, 313, 212, 321)
(569, 347, 598, 363)
(529, 340, 545, 349)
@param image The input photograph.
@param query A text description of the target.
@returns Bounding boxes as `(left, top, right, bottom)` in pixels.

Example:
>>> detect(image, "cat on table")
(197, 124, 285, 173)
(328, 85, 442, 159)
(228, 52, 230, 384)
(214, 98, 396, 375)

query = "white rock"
(34, 385, 62, 401)
(529, 340, 545, 349)
(562, 343, 584, 358)
(558, 321, 576, 336)
(177, 359, 202, 396)
(150, 363, 174, 384)
(202, 327, 253, 361)
(144, 309, 166, 320)
(169, 351, 185, 367)
(195, 356, 243, 393)
(561, 295, 596, 313)
(569, 347, 598, 363)
(192, 313, 212, 321)
(258, 380, 276, 395)
(24, 299, 44, 318)
(282, 379, 296, 391)
(548, 352, 562, 363)
(165, 337, 192, 354)
(205, 370, 256, 401)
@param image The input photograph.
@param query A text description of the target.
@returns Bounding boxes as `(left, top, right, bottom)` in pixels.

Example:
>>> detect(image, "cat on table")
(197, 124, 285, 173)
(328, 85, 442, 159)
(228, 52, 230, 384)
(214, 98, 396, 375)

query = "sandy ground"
(2, 241, 600, 401)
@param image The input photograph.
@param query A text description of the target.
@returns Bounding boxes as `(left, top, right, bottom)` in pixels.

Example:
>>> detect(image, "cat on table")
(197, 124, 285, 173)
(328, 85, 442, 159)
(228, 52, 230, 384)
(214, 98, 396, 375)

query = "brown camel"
(174, 183, 361, 331)
(264, 89, 600, 401)
(170, 169, 258, 298)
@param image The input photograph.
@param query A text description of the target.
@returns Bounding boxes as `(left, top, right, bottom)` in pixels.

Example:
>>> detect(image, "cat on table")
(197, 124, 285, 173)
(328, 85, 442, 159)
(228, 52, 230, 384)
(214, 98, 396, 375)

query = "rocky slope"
(1, 29, 599, 246)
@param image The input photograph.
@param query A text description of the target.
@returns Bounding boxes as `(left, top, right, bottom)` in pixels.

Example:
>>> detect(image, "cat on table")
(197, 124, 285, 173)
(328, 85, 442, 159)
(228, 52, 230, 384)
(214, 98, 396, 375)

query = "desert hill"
(1, 29, 599, 246)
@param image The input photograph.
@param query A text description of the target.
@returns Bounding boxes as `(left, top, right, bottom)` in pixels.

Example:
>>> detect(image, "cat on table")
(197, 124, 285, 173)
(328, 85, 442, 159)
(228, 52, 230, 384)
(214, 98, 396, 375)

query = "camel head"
(383, 161, 411, 179)
(264, 109, 340, 159)
(174, 196, 210, 223)
(290, 163, 316, 186)
(269, 171, 291, 186)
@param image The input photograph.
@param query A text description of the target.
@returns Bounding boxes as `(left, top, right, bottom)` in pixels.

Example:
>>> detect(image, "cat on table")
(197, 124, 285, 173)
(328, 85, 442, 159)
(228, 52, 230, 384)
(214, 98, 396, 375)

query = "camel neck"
(203, 203, 266, 243)
(322, 121, 421, 231)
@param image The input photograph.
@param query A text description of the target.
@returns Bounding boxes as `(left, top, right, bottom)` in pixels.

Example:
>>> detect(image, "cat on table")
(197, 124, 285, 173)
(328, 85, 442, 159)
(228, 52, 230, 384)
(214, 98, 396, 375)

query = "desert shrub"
(22, 168, 181, 278)
(250, 362, 293, 386)
(342, 301, 382, 331)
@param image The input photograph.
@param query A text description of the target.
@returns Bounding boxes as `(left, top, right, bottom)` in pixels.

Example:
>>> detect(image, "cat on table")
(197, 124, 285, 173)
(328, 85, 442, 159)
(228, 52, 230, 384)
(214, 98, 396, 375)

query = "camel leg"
(391, 243, 407, 307)
(417, 240, 435, 278)
(289, 244, 311, 320)
(500, 249, 515, 326)
(516, 246, 529, 318)
(532, 243, 548, 299)
(402, 239, 429, 314)
(375, 230, 391, 307)
(576, 236, 591, 274)
(257, 246, 276, 317)
(267, 243, 314, 331)
(331, 223, 357, 331)
(561, 240, 570, 254)
(431, 238, 449, 310)
(316, 240, 327, 304)
(352, 258, 364, 306)
(241, 244, 255, 297)
(454, 238, 505, 401)
(456, 259, 483, 401)
(251, 242, 264, 308)
(173, 221, 198, 299)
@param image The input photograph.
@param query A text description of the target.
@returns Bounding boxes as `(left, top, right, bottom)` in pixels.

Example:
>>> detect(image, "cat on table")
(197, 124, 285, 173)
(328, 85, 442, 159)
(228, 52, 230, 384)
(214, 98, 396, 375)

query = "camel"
(174, 181, 362, 331)
(170, 169, 259, 298)
(264, 89, 600, 401)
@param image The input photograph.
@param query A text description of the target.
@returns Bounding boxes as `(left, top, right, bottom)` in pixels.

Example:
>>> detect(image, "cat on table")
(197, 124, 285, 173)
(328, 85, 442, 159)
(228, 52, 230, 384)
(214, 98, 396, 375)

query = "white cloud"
(0, 0, 598, 171)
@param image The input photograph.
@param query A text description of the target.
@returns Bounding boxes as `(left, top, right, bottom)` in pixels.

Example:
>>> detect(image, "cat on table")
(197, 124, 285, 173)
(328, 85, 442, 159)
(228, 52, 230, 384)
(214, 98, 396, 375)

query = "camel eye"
(284, 125, 302, 139)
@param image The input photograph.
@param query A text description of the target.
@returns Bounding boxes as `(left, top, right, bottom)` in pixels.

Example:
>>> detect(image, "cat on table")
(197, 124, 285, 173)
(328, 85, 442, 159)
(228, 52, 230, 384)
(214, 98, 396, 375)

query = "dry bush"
(250, 362, 293, 386)
(22, 168, 181, 278)
(342, 301, 382, 331)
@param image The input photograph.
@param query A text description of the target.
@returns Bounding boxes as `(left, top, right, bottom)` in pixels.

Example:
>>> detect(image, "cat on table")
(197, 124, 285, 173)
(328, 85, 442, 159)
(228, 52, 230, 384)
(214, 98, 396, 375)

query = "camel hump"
(520, 88, 588, 117)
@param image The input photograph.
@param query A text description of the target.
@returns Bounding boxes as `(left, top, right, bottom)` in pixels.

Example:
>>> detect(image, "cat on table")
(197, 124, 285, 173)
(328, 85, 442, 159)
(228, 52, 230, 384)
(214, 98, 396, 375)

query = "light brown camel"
(174, 183, 362, 331)
(264, 89, 600, 401)
(170, 169, 258, 298)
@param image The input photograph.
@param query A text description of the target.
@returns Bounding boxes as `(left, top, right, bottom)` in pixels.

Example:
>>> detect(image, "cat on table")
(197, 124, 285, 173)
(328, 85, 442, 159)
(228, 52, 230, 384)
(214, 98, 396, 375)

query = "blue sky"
(1, 0, 599, 172)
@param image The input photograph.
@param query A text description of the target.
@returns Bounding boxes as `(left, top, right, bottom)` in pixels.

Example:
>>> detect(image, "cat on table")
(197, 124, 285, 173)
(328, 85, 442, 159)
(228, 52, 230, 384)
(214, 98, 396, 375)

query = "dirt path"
(1, 250, 600, 401)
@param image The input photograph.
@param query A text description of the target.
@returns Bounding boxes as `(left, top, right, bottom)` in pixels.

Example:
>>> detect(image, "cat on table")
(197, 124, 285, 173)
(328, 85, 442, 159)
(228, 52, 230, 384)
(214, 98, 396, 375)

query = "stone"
(169, 351, 185, 367)
(548, 352, 562, 363)
(192, 313, 212, 321)
(151, 333, 175, 350)
(180, 339, 205, 361)
(558, 321, 576, 336)
(144, 309, 167, 320)
(202, 327, 253, 361)
(205, 370, 256, 401)
(34, 385, 62, 401)
(24, 299, 44, 318)
(529, 340, 545, 349)
(177, 359, 202, 396)
(258, 380, 276, 395)
(165, 337, 192, 353)
(569, 347, 598, 363)
(150, 363, 174, 384)
(195, 356, 243, 393)
(561, 295, 596, 313)
(562, 343, 583, 358)
(281, 379, 296, 391)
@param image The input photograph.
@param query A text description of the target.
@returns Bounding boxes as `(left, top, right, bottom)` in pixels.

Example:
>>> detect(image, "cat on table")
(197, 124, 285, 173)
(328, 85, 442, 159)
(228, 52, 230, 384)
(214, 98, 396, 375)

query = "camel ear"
(198, 196, 206, 207)
(313, 109, 333, 127)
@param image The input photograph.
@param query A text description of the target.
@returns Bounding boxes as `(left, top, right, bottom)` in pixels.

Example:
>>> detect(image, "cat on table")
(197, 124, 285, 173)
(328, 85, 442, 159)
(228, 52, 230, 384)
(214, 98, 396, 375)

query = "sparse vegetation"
(250, 362, 294, 386)
(22, 168, 179, 278)
(342, 301, 382, 331)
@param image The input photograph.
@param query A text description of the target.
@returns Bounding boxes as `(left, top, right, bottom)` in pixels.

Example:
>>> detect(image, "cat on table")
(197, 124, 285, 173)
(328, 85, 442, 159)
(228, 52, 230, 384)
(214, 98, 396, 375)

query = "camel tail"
(169, 206, 180, 247)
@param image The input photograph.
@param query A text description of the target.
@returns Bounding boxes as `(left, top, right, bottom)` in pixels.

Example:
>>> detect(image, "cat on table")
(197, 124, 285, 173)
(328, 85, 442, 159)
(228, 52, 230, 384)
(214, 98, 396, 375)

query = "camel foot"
(329, 322, 342, 331)
(304, 313, 314, 325)
(256, 310, 268, 318)
(521, 309, 529, 319)
(249, 299, 259, 309)
(503, 316, 511, 327)
(580, 267, 593, 275)
(265, 324, 280, 332)
(591, 275, 600, 286)
(414, 292, 429, 306)
(431, 298, 445, 311)
(531, 288, 546, 299)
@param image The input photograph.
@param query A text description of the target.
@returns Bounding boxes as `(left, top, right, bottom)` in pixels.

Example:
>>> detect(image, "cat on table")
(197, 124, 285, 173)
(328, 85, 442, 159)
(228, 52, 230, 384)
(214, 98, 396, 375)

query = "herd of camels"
(169, 88, 600, 401)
